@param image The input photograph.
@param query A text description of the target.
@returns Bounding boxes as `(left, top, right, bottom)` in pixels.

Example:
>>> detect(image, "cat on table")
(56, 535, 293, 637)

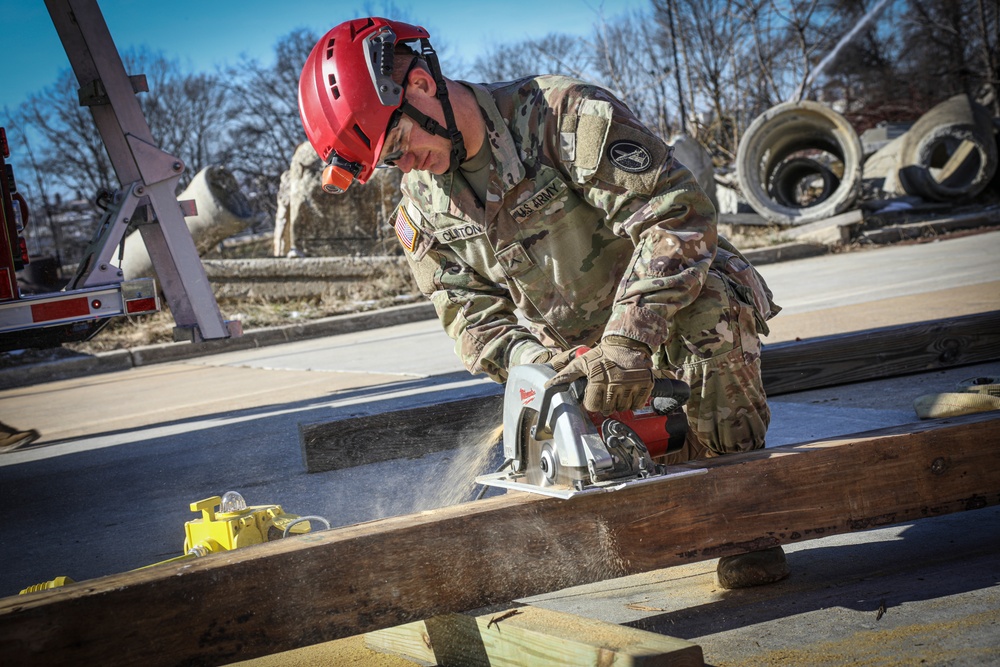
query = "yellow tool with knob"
(183, 491, 313, 556)
(19, 491, 327, 594)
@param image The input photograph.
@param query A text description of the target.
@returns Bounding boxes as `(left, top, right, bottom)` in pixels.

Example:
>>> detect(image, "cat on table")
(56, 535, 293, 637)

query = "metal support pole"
(44, 0, 231, 341)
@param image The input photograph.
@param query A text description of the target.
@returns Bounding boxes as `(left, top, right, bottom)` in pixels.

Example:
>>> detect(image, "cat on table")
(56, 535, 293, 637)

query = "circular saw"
(476, 364, 708, 499)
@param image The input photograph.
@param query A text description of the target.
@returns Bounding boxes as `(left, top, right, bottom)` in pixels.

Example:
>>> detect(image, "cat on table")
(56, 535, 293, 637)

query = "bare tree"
(470, 33, 590, 82)
(589, 12, 680, 137)
(15, 68, 116, 201)
(897, 0, 1000, 110)
(656, 0, 753, 157)
(142, 71, 239, 185)
(975, 0, 1000, 114)
(223, 29, 316, 220)
(14, 47, 238, 201)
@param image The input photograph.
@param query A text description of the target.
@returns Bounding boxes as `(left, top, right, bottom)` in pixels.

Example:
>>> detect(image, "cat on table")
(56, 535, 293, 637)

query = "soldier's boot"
(716, 546, 789, 589)
(0, 428, 39, 453)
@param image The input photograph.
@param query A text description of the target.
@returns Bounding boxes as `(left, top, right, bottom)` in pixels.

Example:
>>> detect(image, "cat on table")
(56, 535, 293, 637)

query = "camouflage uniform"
(390, 75, 779, 456)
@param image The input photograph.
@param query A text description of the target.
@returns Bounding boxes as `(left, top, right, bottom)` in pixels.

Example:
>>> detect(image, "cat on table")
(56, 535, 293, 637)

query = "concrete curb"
(743, 242, 829, 264)
(0, 301, 436, 390)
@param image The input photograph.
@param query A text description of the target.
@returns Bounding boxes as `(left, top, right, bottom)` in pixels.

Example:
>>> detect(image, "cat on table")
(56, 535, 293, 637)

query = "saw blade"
(519, 408, 588, 491)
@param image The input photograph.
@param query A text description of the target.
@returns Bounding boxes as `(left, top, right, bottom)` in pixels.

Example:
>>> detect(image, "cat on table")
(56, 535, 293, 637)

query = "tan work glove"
(548, 346, 586, 371)
(545, 336, 654, 414)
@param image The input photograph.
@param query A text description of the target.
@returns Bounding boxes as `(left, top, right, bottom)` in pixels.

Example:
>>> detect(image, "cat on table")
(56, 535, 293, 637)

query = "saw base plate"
(475, 467, 708, 499)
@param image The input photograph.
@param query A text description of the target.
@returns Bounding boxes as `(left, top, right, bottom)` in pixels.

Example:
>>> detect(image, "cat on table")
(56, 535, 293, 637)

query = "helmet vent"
(326, 38, 335, 59)
(327, 73, 340, 99)
(353, 124, 371, 149)
(349, 18, 375, 40)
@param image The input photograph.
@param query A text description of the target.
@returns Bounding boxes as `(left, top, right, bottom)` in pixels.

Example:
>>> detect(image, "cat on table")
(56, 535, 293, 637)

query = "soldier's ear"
(406, 66, 436, 97)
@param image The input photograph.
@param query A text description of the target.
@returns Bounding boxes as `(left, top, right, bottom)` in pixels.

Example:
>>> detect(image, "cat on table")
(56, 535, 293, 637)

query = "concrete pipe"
(897, 94, 998, 202)
(669, 134, 718, 211)
(736, 100, 863, 225)
(121, 165, 254, 280)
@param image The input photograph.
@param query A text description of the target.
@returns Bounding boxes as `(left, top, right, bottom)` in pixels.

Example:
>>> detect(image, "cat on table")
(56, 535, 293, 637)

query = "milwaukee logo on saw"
(519, 388, 536, 405)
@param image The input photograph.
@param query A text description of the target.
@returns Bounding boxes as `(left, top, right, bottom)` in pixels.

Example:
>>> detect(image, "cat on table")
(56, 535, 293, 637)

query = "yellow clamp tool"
(183, 491, 312, 556)
(20, 491, 322, 594)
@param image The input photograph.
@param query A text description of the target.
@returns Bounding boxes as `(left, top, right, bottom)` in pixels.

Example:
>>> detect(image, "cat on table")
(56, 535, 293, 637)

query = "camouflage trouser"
(654, 269, 770, 462)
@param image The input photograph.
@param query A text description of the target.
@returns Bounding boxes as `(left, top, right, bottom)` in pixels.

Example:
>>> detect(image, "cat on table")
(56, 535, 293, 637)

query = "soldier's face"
(390, 68, 454, 175)
(390, 120, 452, 175)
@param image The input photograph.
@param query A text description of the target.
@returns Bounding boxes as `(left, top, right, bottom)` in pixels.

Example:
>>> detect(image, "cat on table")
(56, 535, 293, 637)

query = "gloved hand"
(545, 336, 654, 414)
(548, 346, 586, 371)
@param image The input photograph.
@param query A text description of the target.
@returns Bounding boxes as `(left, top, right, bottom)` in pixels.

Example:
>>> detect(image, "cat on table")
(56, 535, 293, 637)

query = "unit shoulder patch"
(607, 140, 653, 173)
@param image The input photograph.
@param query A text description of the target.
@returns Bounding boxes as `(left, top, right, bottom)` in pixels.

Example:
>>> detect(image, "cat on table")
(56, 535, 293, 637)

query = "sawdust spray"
(411, 423, 504, 510)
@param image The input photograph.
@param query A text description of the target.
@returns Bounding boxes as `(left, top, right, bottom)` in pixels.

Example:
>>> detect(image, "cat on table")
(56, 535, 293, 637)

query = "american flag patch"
(393, 205, 419, 252)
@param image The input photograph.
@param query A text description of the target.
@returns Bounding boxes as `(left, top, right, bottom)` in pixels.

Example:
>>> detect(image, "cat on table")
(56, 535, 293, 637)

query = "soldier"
(298, 17, 784, 588)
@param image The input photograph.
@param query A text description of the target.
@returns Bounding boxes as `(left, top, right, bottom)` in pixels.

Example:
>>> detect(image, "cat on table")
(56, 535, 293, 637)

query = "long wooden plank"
(300, 393, 503, 473)
(302, 311, 1000, 473)
(1, 412, 998, 666)
(761, 310, 1000, 395)
(365, 607, 703, 666)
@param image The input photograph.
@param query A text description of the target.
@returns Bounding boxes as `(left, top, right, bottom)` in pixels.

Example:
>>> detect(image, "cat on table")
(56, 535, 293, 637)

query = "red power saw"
(476, 362, 707, 499)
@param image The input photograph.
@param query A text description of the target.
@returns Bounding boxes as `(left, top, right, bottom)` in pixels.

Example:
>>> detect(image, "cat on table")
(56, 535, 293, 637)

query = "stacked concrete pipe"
(121, 165, 254, 281)
(896, 94, 998, 202)
(737, 100, 864, 225)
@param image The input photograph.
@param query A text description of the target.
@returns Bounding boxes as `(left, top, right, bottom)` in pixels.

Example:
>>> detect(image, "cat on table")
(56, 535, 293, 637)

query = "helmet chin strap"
(397, 39, 467, 173)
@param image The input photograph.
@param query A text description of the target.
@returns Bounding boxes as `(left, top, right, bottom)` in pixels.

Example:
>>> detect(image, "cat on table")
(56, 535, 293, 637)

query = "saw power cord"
(283, 515, 332, 538)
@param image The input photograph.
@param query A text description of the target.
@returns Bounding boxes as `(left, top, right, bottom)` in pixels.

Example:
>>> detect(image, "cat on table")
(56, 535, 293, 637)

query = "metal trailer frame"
(0, 0, 237, 350)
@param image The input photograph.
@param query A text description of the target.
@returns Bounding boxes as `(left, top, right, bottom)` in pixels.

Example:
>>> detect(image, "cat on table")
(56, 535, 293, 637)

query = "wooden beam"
(761, 310, 1000, 395)
(300, 393, 502, 473)
(365, 607, 703, 666)
(2, 412, 998, 667)
(302, 311, 1000, 473)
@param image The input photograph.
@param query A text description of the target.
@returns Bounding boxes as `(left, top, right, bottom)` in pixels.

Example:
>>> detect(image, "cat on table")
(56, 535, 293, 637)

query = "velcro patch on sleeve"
(595, 124, 670, 196)
(393, 204, 420, 252)
(573, 99, 613, 172)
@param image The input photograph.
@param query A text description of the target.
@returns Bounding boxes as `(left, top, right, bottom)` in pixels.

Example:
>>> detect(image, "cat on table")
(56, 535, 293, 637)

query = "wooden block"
(782, 209, 864, 245)
(300, 393, 503, 472)
(365, 607, 703, 666)
(2, 412, 997, 666)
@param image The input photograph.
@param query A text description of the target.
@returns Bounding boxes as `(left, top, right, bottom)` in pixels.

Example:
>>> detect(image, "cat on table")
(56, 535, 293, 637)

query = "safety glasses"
(377, 112, 414, 168)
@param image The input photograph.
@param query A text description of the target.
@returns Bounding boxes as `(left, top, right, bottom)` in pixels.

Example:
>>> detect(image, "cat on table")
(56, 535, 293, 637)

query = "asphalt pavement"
(1, 229, 999, 666)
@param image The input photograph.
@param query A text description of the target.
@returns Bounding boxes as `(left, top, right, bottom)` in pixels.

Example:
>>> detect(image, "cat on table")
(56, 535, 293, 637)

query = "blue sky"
(0, 0, 645, 113)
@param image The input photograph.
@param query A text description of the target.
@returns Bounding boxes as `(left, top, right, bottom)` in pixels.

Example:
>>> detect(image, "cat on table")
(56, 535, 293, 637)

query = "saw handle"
(649, 378, 691, 415)
(537, 377, 690, 436)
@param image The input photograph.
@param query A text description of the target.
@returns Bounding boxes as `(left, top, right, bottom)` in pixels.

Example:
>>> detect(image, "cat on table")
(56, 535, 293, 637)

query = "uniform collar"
(464, 81, 526, 222)
(402, 82, 526, 226)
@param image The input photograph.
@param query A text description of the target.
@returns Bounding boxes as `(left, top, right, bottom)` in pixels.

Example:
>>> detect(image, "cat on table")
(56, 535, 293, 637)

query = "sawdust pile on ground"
(713, 606, 1000, 667)
(231, 634, 417, 666)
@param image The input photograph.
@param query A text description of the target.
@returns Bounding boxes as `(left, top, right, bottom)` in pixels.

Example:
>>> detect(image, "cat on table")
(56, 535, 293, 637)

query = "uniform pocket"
(664, 271, 736, 364)
(712, 248, 780, 335)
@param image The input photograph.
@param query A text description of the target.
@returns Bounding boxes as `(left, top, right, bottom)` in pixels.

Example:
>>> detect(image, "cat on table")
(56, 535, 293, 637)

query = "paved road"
(1, 230, 998, 665)
(759, 231, 999, 315)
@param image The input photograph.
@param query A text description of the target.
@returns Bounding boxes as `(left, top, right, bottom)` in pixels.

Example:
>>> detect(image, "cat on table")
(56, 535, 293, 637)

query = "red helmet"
(298, 18, 430, 192)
